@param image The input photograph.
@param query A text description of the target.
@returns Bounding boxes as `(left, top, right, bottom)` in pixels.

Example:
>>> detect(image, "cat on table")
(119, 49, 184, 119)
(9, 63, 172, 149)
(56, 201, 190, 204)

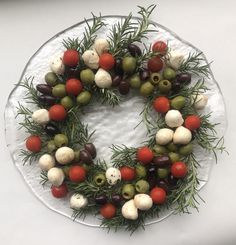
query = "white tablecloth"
(1, 0, 235, 244)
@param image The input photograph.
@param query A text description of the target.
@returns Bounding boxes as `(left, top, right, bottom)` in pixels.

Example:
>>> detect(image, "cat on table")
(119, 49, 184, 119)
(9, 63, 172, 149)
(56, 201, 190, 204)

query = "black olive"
(95, 195, 107, 205)
(153, 155, 171, 167)
(79, 149, 93, 164)
(38, 95, 57, 106)
(157, 180, 169, 193)
(118, 81, 130, 95)
(44, 122, 60, 136)
(128, 43, 142, 57)
(112, 75, 122, 87)
(167, 174, 178, 187)
(176, 73, 191, 84)
(84, 143, 97, 159)
(139, 68, 150, 81)
(111, 194, 123, 206)
(36, 84, 52, 95)
(171, 79, 182, 92)
(114, 58, 124, 76)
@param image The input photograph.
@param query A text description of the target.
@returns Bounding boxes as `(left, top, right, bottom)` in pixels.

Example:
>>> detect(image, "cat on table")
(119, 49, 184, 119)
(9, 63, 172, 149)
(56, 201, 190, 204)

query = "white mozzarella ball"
(173, 126, 192, 145)
(105, 167, 121, 185)
(55, 146, 75, 165)
(82, 50, 99, 69)
(94, 38, 109, 56)
(47, 167, 65, 187)
(134, 194, 153, 211)
(167, 51, 185, 70)
(50, 54, 65, 75)
(32, 109, 49, 125)
(70, 193, 88, 209)
(155, 128, 174, 145)
(191, 94, 208, 110)
(165, 109, 184, 128)
(94, 68, 112, 88)
(38, 154, 55, 171)
(121, 199, 138, 220)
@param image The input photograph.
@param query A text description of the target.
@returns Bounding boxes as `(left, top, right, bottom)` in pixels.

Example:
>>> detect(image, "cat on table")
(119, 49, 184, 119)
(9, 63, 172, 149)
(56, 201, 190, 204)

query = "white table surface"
(1, 0, 236, 244)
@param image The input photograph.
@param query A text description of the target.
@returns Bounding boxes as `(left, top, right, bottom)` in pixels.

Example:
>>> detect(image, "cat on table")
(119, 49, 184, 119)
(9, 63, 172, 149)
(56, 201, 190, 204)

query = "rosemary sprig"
(178, 52, 211, 78)
(63, 14, 105, 53)
(19, 77, 41, 107)
(20, 149, 46, 165)
(168, 153, 204, 213)
(40, 171, 49, 186)
(92, 87, 121, 107)
(111, 144, 137, 168)
(108, 5, 157, 57)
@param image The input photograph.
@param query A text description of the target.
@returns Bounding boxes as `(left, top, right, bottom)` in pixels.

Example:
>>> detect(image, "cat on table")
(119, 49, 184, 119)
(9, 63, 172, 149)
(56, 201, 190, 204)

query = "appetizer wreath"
(16, 5, 226, 233)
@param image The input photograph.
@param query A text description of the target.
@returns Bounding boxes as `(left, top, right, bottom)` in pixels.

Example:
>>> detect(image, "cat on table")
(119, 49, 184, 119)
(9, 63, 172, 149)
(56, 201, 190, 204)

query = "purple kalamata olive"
(153, 155, 171, 167)
(176, 73, 191, 84)
(44, 122, 60, 136)
(111, 194, 123, 206)
(79, 149, 93, 165)
(112, 75, 122, 87)
(38, 95, 57, 106)
(95, 195, 107, 205)
(128, 43, 142, 57)
(147, 165, 157, 176)
(84, 143, 97, 159)
(36, 84, 52, 95)
(118, 81, 130, 95)
(139, 68, 150, 81)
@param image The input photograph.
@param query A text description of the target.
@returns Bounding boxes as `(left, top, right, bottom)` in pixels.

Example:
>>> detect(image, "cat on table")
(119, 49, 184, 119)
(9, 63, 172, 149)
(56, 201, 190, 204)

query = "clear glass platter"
(4, 16, 227, 227)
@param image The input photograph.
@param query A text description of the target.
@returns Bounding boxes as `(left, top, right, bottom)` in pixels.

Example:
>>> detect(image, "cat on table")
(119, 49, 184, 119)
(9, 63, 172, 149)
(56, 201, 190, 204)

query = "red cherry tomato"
(65, 78, 83, 96)
(63, 49, 79, 67)
(120, 166, 136, 181)
(171, 162, 187, 178)
(153, 96, 170, 113)
(26, 135, 42, 152)
(184, 115, 201, 131)
(49, 104, 67, 121)
(147, 56, 163, 72)
(137, 147, 154, 165)
(51, 183, 68, 198)
(100, 203, 116, 219)
(99, 53, 115, 70)
(152, 41, 168, 55)
(69, 166, 86, 183)
(150, 187, 166, 204)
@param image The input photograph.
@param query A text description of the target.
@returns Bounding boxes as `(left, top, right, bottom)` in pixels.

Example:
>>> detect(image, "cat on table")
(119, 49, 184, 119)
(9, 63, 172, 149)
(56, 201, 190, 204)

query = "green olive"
(122, 56, 136, 74)
(150, 72, 161, 85)
(45, 72, 58, 86)
(168, 152, 181, 163)
(129, 74, 141, 88)
(157, 168, 169, 179)
(93, 173, 106, 186)
(171, 96, 186, 110)
(122, 184, 135, 200)
(153, 145, 168, 155)
(179, 143, 193, 156)
(135, 179, 150, 193)
(158, 80, 172, 94)
(73, 150, 80, 162)
(140, 81, 154, 96)
(62, 166, 70, 177)
(54, 134, 68, 147)
(60, 96, 74, 109)
(76, 91, 92, 105)
(80, 69, 95, 84)
(167, 142, 179, 152)
(47, 140, 57, 152)
(163, 67, 176, 80)
(52, 84, 66, 98)
(135, 164, 147, 178)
